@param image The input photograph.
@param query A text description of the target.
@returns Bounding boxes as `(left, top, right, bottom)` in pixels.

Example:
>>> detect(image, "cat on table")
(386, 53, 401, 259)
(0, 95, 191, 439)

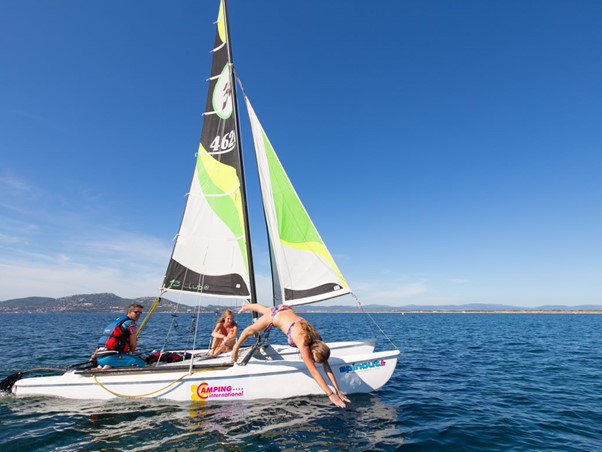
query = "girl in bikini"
(209, 309, 238, 357)
(230, 303, 351, 408)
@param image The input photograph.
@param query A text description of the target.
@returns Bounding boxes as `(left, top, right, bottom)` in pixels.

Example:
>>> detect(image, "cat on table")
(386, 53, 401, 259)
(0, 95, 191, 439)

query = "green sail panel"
(162, 0, 250, 298)
(245, 98, 350, 306)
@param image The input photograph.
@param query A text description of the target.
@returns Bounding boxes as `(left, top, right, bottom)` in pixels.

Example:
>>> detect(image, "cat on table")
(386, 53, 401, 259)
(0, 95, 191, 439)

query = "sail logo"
(168, 279, 181, 289)
(212, 64, 233, 119)
(339, 360, 386, 374)
(191, 381, 244, 401)
(168, 279, 211, 292)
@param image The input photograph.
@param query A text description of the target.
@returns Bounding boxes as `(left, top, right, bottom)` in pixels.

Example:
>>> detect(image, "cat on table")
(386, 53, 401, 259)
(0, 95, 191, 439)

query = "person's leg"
(231, 314, 271, 361)
(97, 354, 145, 368)
(222, 337, 235, 352)
(119, 354, 146, 367)
(210, 338, 223, 356)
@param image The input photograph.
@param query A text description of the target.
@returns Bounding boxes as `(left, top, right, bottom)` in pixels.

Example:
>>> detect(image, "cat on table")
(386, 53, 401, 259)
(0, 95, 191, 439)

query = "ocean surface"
(1, 312, 601, 451)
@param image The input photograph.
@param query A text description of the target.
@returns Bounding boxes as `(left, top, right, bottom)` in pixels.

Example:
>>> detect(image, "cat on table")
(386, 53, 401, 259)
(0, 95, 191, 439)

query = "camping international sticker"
(191, 381, 245, 401)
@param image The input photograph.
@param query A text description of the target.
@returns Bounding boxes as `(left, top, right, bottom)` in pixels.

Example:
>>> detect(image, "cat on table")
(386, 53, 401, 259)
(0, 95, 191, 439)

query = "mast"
(222, 0, 258, 305)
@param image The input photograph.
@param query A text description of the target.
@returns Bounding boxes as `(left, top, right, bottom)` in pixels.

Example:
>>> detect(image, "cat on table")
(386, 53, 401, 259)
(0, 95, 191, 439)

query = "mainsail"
(246, 99, 350, 306)
(163, 0, 349, 306)
(162, 0, 253, 299)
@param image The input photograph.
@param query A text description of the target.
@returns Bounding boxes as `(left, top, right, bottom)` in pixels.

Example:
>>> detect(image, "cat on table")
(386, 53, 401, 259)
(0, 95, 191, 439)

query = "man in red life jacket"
(91, 304, 146, 369)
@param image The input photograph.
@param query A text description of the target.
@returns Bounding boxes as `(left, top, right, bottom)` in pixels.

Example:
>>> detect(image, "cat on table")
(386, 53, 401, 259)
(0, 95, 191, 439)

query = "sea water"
(1, 312, 601, 450)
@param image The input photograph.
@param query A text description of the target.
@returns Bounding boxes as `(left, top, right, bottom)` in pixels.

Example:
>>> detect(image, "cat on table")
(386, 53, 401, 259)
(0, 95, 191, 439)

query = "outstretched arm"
(322, 360, 351, 404)
(299, 346, 347, 408)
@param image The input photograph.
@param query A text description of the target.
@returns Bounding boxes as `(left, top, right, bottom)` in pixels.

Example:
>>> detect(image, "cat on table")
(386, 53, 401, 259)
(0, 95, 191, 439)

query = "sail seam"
(204, 145, 236, 155)
(211, 42, 226, 53)
(203, 111, 227, 117)
(198, 190, 240, 198)
(175, 233, 245, 241)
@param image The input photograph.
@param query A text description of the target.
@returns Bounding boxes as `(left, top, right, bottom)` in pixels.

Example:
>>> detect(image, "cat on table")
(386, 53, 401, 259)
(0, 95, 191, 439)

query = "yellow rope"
(137, 297, 162, 338)
(91, 368, 213, 398)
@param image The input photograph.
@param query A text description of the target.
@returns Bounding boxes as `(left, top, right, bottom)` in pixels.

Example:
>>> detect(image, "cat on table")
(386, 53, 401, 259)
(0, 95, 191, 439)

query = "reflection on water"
(1, 392, 404, 450)
(187, 394, 402, 449)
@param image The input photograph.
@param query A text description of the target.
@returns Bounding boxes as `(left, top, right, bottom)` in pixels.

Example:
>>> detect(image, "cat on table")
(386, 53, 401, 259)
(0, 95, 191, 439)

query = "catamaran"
(2, 0, 399, 402)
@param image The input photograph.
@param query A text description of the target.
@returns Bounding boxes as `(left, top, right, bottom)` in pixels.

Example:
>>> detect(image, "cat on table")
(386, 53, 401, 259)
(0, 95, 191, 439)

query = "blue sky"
(1, 0, 601, 307)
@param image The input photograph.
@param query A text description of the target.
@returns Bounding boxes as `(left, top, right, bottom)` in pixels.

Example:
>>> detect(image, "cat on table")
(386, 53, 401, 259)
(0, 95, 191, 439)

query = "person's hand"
(231, 350, 238, 362)
(337, 391, 351, 404)
(328, 392, 346, 408)
(238, 304, 250, 314)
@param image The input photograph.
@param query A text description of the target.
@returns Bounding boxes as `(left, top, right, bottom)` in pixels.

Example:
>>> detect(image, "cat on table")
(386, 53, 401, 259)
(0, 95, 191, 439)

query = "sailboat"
(4, 0, 399, 402)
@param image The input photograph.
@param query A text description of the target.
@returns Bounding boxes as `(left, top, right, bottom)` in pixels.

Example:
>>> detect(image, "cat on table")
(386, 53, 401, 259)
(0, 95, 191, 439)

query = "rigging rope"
(91, 368, 216, 399)
(351, 293, 400, 350)
(154, 312, 181, 367)
(189, 300, 204, 373)
(185, 315, 198, 352)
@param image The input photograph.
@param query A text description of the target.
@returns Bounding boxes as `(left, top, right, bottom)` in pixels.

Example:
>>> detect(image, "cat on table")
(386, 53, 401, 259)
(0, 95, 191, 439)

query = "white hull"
(12, 341, 399, 402)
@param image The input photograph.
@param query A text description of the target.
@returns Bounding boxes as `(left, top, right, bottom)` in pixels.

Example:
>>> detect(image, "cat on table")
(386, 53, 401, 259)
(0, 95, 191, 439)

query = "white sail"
(167, 159, 250, 298)
(246, 98, 350, 306)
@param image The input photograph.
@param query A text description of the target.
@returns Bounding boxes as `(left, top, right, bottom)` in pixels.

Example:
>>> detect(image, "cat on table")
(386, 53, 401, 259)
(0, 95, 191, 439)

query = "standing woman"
(210, 309, 238, 357)
(231, 303, 351, 408)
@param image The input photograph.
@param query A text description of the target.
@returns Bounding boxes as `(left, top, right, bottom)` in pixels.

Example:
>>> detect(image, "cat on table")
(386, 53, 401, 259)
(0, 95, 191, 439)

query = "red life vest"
(98, 316, 132, 353)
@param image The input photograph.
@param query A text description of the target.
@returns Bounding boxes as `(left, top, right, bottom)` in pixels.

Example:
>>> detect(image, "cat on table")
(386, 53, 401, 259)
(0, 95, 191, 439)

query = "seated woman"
(231, 303, 351, 408)
(210, 309, 238, 357)
(91, 304, 146, 369)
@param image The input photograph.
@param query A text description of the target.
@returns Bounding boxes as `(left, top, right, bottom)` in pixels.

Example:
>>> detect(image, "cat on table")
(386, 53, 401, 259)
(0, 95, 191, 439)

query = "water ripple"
(2, 313, 602, 450)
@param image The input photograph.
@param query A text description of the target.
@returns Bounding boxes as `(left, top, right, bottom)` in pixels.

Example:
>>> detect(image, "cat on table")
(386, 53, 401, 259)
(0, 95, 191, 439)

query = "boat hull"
(11, 341, 398, 402)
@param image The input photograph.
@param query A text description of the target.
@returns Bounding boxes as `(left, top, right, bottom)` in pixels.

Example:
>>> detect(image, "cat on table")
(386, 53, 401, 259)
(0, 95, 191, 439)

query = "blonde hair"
(310, 340, 331, 363)
(297, 321, 330, 363)
(217, 309, 235, 325)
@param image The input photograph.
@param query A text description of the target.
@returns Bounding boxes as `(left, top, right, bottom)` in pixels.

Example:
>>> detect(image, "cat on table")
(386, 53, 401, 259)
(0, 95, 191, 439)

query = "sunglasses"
(132, 311, 143, 315)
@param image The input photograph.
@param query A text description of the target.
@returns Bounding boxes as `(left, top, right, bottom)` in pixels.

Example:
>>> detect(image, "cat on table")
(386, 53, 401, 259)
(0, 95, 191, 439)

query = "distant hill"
(0, 293, 601, 313)
(0, 296, 56, 309)
(0, 293, 201, 313)
(536, 304, 602, 311)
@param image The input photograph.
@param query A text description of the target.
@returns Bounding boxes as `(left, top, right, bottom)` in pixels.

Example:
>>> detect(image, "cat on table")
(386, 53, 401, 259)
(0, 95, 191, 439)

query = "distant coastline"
(1, 310, 601, 315)
(287, 310, 602, 314)
(387, 310, 602, 314)
(0, 292, 600, 314)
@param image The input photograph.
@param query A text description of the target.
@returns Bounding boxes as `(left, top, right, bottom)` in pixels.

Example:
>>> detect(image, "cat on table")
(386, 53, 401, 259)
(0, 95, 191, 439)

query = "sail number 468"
(210, 131, 236, 152)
